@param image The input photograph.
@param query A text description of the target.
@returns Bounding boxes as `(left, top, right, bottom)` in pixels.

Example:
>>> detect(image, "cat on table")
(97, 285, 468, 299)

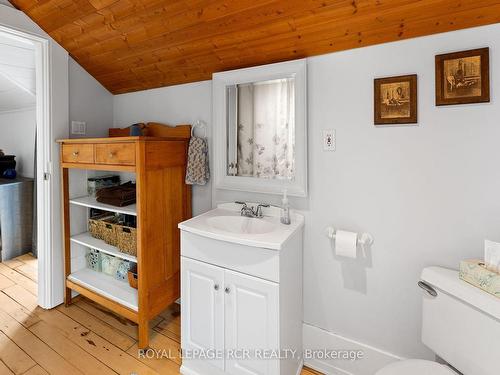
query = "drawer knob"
(225, 287, 230, 294)
(109, 152, 115, 158)
(72, 151, 79, 157)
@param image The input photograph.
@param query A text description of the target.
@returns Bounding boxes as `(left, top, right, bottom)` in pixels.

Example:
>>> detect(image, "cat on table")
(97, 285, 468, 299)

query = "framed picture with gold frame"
(435, 47, 490, 106)
(374, 74, 417, 125)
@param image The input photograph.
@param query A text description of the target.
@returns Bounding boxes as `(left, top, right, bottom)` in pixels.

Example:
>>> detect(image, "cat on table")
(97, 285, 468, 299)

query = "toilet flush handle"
(418, 281, 437, 297)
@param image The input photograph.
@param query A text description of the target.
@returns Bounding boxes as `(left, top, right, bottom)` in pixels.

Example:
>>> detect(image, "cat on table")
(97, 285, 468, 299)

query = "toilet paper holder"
(325, 227, 374, 247)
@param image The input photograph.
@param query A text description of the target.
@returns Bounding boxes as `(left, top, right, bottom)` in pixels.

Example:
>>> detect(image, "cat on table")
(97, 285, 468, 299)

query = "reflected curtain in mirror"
(228, 78, 295, 180)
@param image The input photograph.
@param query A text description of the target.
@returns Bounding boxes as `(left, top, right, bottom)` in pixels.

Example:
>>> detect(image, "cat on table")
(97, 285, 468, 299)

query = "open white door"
(0, 5, 69, 308)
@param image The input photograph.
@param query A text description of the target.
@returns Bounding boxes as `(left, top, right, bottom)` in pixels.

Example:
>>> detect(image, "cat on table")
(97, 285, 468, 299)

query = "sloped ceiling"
(9, 0, 500, 94)
(0, 31, 36, 112)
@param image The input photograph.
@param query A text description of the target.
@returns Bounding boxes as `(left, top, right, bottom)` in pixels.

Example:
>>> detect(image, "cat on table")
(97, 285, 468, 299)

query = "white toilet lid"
(376, 359, 457, 375)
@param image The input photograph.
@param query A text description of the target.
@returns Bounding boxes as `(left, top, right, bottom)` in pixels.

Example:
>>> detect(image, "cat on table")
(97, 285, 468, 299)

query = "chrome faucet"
(235, 202, 270, 219)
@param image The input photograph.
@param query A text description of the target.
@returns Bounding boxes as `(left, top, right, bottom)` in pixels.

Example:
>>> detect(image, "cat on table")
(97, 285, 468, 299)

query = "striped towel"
(185, 136, 210, 185)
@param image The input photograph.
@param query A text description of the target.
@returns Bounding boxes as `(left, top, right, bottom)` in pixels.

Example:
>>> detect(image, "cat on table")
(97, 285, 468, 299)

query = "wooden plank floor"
(0, 254, 322, 375)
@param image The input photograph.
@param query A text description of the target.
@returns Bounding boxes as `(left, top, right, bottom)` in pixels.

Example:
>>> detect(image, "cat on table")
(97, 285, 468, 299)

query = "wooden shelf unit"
(58, 133, 191, 349)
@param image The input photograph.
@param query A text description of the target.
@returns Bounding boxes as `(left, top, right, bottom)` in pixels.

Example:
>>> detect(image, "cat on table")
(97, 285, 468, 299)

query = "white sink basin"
(178, 203, 304, 250)
(207, 216, 277, 235)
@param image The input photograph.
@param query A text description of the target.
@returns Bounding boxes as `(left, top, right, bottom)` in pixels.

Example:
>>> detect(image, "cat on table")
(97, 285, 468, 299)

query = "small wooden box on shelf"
(57, 123, 192, 349)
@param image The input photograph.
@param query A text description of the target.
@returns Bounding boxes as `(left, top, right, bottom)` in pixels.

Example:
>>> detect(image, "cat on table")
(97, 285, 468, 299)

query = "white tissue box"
(459, 259, 500, 299)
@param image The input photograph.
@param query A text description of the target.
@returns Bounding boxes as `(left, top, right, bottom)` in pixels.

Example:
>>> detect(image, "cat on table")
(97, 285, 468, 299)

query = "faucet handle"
(235, 201, 248, 214)
(255, 203, 270, 217)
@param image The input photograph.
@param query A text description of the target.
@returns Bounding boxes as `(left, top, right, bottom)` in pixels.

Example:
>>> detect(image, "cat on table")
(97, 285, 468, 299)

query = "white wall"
(69, 58, 113, 138)
(113, 81, 212, 215)
(304, 23, 500, 363)
(0, 30, 36, 110)
(0, 108, 35, 177)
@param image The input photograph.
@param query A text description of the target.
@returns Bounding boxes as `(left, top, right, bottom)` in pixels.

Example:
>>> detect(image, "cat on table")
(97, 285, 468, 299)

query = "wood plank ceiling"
(10, 0, 500, 94)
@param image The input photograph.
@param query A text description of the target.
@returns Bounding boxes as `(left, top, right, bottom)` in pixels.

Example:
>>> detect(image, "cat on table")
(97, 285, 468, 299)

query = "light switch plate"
(323, 129, 335, 151)
(71, 121, 86, 135)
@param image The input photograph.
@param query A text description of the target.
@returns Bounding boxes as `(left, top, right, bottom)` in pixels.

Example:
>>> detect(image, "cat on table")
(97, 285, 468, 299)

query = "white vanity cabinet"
(182, 258, 280, 375)
(179, 205, 304, 375)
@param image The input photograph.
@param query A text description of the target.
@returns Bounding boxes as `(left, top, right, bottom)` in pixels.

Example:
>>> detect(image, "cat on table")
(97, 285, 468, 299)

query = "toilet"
(376, 266, 500, 375)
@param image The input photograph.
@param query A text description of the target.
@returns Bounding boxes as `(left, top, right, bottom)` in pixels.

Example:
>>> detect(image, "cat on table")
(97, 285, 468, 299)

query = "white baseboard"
(296, 360, 304, 375)
(303, 323, 403, 375)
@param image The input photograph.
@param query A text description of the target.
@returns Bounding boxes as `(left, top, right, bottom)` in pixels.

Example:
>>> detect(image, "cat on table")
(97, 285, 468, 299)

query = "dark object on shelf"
(129, 123, 145, 136)
(128, 263, 138, 289)
(96, 181, 136, 207)
(3, 169, 17, 179)
(0, 155, 16, 176)
(87, 175, 120, 197)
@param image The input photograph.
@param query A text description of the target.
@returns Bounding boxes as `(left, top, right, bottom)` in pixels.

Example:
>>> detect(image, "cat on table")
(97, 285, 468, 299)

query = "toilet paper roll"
(336, 230, 358, 258)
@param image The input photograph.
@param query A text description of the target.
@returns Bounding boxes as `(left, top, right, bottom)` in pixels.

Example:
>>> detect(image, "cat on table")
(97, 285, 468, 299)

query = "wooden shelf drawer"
(95, 143, 136, 166)
(62, 144, 94, 164)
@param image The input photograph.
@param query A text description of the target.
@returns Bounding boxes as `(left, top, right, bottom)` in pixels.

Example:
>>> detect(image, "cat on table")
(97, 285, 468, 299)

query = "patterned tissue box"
(459, 259, 500, 299)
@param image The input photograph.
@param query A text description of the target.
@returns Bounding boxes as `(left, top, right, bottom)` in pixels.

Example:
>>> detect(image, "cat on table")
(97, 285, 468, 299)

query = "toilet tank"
(420, 267, 500, 375)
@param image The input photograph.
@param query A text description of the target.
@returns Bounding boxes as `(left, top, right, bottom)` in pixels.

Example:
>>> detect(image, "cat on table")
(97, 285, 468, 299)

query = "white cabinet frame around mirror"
(213, 59, 307, 197)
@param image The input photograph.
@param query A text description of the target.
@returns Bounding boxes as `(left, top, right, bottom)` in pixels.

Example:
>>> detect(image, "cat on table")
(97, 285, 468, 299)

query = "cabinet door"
(181, 257, 225, 370)
(224, 270, 279, 375)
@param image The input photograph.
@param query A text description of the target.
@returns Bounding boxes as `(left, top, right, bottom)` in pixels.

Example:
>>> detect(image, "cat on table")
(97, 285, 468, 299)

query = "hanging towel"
(185, 136, 210, 185)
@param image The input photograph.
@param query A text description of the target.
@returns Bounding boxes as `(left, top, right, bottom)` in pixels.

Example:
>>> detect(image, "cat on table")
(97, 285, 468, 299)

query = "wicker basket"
(115, 223, 137, 256)
(88, 214, 115, 241)
(101, 218, 119, 247)
(128, 263, 138, 289)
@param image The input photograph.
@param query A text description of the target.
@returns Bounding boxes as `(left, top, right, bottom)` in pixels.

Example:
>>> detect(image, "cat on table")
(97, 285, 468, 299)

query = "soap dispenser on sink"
(280, 189, 291, 225)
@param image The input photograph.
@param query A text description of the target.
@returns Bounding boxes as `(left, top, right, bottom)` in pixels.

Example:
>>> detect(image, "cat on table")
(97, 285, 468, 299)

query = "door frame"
(0, 24, 54, 308)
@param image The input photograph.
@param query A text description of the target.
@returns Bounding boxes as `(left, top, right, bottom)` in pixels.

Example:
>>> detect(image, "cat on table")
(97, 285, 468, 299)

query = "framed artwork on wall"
(435, 47, 490, 106)
(374, 74, 417, 125)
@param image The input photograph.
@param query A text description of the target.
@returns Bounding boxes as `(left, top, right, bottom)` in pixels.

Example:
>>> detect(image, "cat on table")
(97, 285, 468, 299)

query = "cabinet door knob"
(225, 287, 230, 294)
(214, 284, 219, 291)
